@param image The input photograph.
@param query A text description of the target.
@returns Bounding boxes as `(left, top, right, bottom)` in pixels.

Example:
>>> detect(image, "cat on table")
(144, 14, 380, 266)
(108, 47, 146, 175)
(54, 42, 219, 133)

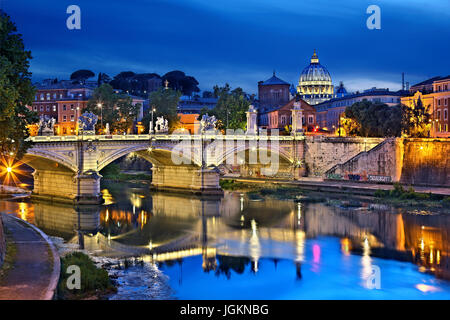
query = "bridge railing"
(27, 134, 304, 142)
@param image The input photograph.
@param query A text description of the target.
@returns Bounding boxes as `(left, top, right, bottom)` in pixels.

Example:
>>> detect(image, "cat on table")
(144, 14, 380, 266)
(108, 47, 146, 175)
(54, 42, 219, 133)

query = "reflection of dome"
(297, 50, 334, 105)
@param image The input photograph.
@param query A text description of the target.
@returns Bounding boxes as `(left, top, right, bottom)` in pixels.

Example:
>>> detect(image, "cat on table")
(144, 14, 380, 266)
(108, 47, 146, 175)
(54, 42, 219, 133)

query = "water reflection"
(1, 181, 450, 299)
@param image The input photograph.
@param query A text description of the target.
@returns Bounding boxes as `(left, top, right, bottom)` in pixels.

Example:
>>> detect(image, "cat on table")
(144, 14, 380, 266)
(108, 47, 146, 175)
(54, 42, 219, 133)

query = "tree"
(162, 71, 200, 96)
(199, 84, 253, 131)
(343, 100, 402, 137)
(86, 84, 140, 134)
(0, 11, 38, 162)
(143, 87, 182, 132)
(401, 97, 431, 137)
(70, 69, 95, 84)
(97, 72, 111, 86)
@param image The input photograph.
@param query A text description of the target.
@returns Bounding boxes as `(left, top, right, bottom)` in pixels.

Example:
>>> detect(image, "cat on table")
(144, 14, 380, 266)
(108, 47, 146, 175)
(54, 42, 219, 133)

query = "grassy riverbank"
(58, 252, 116, 300)
(0, 228, 17, 284)
(100, 164, 151, 182)
(220, 179, 450, 211)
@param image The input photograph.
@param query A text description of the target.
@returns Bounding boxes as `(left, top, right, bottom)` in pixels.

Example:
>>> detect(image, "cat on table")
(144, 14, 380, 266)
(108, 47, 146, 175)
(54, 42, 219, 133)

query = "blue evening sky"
(2, 0, 449, 94)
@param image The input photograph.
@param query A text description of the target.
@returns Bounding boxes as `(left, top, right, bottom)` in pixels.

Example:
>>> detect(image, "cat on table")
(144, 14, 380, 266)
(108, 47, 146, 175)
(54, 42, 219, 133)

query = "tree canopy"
(343, 100, 402, 137)
(70, 69, 95, 83)
(86, 84, 140, 134)
(162, 71, 200, 96)
(142, 87, 182, 132)
(401, 97, 431, 137)
(199, 84, 254, 131)
(0, 11, 38, 161)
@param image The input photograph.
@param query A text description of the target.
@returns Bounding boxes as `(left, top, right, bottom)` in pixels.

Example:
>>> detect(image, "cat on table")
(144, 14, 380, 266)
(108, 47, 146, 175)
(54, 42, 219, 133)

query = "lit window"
(70, 115, 74, 121)
(46, 105, 50, 111)
(40, 106, 43, 111)
(63, 115, 67, 121)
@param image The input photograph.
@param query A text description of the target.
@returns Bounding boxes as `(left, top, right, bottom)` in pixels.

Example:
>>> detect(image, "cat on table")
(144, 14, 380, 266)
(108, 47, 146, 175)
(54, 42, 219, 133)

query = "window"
(59, 94, 63, 99)
(444, 109, 448, 120)
(70, 115, 75, 121)
(33, 106, 37, 111)
(445, 84, 448, 91)
(40, 106, 43, 111)
(71, 104, 74, 110)
(63, 127, 67, 134)
(438, 99, 441, 106)
(53, 105, 57, 112)
(46, 93, 50, 100)
(437, 110, 441, 119)
(53, 93, 56, 99)
(46, 105, 50, 111)
(308, 115, 314, 124)
(63, 115, 67, 122)
(445, 99, 448, 106)
(63, 105, 66, 111)
(40, 94, 44, 101)
(281, 115, 286, 125)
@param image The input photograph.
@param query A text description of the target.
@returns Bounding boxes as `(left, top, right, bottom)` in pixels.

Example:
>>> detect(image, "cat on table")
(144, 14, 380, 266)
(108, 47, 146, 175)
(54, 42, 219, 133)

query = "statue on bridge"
(155, 116, 169, 134)
(78, 112, 98, 135)
(38, 115, 56, 136)
(200, 113, 217, 133)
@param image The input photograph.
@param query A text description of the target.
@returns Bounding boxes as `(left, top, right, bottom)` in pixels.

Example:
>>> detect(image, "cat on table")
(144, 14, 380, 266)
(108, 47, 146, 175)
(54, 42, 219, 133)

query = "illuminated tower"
(297, 50, 334, 105)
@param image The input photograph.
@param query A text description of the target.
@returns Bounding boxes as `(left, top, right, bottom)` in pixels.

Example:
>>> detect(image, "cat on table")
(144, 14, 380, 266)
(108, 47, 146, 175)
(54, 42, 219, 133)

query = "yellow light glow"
(6, 167, 12, 173)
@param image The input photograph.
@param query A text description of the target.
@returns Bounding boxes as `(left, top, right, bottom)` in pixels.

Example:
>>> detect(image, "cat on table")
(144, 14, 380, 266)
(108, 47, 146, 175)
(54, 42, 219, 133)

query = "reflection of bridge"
(25, 134, 304, 203)
(18, 191, 449, 279)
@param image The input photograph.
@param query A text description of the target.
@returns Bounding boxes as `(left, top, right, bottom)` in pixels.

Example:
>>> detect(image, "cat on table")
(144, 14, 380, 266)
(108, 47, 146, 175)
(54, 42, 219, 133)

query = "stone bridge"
(24, 134, 305, 204)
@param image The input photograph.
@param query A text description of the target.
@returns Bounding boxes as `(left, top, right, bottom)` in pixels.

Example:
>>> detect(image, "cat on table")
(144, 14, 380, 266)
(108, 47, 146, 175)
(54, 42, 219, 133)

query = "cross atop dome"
(311, 49, 319, 64)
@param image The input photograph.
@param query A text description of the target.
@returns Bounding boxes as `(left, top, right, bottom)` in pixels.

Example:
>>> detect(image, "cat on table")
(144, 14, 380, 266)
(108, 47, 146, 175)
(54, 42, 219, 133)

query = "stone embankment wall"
(303, 136, 384, 177)
(400, 138, 450, 186)
(0, 215, 6, 267)
(325, 138, 450, 187)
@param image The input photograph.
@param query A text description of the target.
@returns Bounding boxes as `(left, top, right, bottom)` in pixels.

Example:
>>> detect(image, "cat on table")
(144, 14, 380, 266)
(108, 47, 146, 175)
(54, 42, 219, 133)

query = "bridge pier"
(151, 165, 222, 195)
(32, 169, 103, 204)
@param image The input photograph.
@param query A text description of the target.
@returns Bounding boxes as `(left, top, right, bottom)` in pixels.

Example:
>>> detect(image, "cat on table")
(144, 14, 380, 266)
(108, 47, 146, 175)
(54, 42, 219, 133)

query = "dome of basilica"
(297, 50, 334, 105)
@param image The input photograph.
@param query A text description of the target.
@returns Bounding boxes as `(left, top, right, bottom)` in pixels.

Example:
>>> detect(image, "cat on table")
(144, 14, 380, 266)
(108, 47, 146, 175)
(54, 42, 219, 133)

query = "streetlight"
(151, 107, 156, 134)
(97, 102, 103, 133)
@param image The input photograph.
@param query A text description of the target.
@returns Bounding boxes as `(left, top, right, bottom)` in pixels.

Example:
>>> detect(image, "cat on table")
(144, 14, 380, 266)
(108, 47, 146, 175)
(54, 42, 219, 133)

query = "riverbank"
(0, 185, 30, 198)
(220, 177, 450, 211)
(0, 213, 60, 300)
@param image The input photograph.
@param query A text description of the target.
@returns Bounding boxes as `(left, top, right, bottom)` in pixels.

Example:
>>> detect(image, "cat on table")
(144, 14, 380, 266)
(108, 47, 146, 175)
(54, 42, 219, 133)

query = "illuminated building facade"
(297, 50, 334, 105)
(401, 76, 450, 138)
(315, 88, 408, 132)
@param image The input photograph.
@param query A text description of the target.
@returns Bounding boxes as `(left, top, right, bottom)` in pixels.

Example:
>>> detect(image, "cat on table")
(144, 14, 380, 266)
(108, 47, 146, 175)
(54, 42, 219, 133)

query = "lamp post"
(97, 102, 103, 133)
(151, 107, 156, 134)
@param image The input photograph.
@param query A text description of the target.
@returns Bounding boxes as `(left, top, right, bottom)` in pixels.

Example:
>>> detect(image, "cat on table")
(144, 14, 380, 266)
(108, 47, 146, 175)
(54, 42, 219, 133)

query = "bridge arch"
(211, 143, 295, 167)
(97, 144, 201, 172)
(23, 149, 78, 173)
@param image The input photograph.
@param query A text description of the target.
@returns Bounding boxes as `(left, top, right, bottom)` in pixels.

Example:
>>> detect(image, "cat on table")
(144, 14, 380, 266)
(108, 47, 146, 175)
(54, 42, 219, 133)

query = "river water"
(1, 180, 450, 299)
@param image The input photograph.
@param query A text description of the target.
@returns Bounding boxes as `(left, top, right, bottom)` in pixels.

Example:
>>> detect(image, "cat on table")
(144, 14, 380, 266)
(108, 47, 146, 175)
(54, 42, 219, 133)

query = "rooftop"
(259, 72, 290, 86)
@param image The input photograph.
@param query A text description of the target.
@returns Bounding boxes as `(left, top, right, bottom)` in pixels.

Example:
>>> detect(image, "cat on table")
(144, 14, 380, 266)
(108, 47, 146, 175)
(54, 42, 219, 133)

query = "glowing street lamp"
(97, 102, 103, 132)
